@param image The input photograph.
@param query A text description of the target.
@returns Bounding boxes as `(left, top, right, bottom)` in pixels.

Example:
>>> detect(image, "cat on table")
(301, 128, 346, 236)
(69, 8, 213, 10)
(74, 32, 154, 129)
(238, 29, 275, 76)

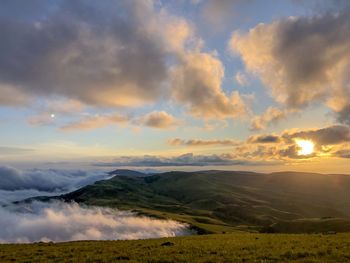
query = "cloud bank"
(0, 166, 109, 192)
(93, 153, 246, 167)
(0, 201, 191, 243)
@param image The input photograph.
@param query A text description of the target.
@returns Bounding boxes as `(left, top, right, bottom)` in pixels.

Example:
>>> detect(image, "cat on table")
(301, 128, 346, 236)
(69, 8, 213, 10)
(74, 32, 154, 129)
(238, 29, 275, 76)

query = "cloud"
(60, 113, 128, 131)
(230, 10, 350, 124)
(133, 111, 181, 129)
(235, 71, 249, 87)
(0, 166, 109, 192)
(0, 201, 191, 243)
(0, 0, 249, 122)
(334, 149, 350, 158)
(283, 125, 350, 146)
(93, 153, 246, 167)
(167, 138, 239, 147)
(171, 52, 249, 119)
(61, 111, 179, 131)
(250, 107, 287, 131)
(0, 0, 171, 107)
(247, 134, 280, 144)
(234, 125, 350, 160)
(0, 85, 30, 106)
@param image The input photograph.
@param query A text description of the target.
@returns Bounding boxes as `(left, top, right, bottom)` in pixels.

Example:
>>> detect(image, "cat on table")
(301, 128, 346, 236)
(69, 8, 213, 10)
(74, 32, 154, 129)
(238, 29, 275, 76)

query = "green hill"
(39, 170, 350, 233)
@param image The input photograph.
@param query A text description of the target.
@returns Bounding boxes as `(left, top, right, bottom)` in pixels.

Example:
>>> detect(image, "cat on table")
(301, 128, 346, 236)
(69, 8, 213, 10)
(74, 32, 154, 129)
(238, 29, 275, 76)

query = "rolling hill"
(32, 170, 350, 233)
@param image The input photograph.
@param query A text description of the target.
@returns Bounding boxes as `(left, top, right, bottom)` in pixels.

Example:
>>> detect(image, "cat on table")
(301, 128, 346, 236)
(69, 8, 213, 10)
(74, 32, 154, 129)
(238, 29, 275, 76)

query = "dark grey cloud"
(337, 105, 350, 126)
(247, 135, 280, 144)
(0, 0, 167, 107)
(132, 111, 181, 129)
(283, 125, 350, 146)
(93, 153, 247, 167)
(334, 149, 350, 159)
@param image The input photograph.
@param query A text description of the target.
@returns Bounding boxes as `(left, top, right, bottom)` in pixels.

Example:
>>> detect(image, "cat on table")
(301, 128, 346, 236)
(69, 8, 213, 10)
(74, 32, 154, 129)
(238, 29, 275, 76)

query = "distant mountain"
(108, 169, 149, 177)
(40, 170, 350, 233)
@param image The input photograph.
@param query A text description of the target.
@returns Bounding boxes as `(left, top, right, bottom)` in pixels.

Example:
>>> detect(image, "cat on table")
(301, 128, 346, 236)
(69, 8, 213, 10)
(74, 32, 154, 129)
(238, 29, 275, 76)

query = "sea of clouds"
(0, 166, 192, 243)
(0, 166, 112, 205)
(0, 201, 191, 243)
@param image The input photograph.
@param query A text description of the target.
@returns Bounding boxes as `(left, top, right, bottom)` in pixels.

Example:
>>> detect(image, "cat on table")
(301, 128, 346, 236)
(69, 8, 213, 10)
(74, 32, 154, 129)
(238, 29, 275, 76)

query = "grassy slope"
(50, 170, 350, 234)
(1, 233, 350, 262)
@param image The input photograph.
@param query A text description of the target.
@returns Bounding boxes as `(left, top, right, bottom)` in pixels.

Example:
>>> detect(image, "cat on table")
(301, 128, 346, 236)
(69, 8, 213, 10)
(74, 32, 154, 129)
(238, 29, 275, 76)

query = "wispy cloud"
(93, 153, 247, 167)
(60, 114, 129, 131)
(60, 111, 180, 131)
(167, 138, 239, 147)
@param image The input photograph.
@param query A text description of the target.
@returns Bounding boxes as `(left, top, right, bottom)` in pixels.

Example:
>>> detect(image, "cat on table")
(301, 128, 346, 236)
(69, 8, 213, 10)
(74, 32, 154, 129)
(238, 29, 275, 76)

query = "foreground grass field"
(1, 233, 350, 262)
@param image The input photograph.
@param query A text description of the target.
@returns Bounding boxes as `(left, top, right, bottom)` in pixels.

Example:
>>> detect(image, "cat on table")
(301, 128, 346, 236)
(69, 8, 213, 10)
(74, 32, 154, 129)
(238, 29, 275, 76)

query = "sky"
(1, 0, 350, 173)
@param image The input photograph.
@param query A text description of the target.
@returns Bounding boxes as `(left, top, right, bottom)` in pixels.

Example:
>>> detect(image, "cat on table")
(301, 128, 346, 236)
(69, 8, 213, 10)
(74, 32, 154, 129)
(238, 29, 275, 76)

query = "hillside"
(1, 233, 350, 262)
(42, 170, 350, 233)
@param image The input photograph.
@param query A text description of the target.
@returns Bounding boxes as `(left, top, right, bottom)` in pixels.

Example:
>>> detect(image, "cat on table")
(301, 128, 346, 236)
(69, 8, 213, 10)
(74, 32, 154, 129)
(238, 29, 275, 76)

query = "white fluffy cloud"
(230, 10, 350, 124)
(171, 52, 249, 119)
(0, 201, 191, 243)
(250, 107, 287, 131)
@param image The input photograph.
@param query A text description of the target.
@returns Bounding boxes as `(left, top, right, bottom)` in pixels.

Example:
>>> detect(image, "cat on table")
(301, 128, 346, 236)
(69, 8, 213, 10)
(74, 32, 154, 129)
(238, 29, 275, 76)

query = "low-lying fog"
(0, 166, 192, 243)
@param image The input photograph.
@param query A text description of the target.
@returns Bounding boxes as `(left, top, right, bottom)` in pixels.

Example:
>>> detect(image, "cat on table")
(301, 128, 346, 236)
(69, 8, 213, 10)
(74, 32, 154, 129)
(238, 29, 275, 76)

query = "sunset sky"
(1, 0, 350, 173)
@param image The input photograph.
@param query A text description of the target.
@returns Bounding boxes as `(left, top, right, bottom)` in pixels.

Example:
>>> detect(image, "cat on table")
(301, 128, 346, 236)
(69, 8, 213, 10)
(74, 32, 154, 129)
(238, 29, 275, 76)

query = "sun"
(295, 139, 315, 156)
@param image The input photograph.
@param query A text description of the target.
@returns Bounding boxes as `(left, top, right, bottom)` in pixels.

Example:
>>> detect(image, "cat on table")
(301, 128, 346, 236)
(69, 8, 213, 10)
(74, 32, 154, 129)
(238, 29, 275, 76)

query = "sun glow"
(296, 139, 315, 156)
